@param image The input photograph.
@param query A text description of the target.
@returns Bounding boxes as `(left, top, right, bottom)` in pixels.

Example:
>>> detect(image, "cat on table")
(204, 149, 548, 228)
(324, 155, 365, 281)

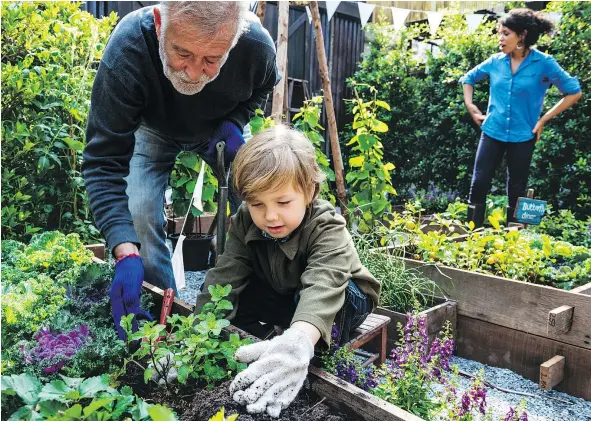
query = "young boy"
(194, 124, 381, 417)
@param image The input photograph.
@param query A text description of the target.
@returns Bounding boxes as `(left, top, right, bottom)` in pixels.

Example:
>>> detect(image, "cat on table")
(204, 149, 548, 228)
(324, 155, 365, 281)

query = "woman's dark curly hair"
(499, 8, 554, 48)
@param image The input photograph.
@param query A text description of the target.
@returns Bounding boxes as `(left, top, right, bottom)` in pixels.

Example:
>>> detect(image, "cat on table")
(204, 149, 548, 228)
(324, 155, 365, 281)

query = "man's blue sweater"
(82, 7, 279, 251)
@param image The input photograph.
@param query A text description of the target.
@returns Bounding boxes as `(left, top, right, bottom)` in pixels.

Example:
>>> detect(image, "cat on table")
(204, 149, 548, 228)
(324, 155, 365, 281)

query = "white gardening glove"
(229, 327, 315, 418)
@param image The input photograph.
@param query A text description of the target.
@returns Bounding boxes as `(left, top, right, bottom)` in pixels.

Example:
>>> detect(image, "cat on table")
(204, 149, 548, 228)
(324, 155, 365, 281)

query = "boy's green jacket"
(195, 199, 381, 345)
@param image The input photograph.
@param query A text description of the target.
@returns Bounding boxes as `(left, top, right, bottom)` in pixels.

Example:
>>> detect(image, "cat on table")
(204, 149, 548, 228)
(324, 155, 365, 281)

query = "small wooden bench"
(344, 313, 391, 366)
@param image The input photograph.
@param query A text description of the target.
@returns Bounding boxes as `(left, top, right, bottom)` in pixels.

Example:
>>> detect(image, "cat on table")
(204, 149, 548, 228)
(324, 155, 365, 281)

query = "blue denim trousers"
(469, 132, 536, 208)
(231, 279, 372, 345)
(125, 125, 245, 291)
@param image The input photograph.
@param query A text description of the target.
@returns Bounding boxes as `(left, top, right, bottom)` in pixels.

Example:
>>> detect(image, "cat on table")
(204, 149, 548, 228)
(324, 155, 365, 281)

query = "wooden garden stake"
(540, 355, 565, 390)
(547, 305, 574, 335)
(309, 1, 348, 214)
(256, 0, 266, 25)
(271, 1, 289, 123)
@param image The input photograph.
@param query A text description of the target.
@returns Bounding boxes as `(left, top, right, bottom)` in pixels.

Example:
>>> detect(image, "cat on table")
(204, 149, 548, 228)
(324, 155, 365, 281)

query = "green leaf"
(371, 120, 388, 133)
(38, 400, 68, 417)
(83, 398, 114, 417)
(147, 404, 177, 421)
(177, 364, 191, 385)
(349, 156, 365, 167)
(144, 367, 154, 384)
(1, 373, 42, 405)
(79, 375, 114, 397)
(63, 404, 83, 418)
(38, 380, 71, 403)
(216, 299, 233, 311)
(179, 152, 199, 171)
(374, 100, 391, 111)
(7, 406, 34, 421)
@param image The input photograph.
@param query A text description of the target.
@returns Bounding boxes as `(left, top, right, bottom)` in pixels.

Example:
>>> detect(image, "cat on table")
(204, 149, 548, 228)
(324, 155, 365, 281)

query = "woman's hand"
(467, 104, 486, 127)
(532, 118, 547, 142)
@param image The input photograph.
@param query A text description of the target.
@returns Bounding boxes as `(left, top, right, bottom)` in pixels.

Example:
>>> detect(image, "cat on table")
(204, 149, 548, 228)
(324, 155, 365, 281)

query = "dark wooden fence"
(83, 1, 367, 151)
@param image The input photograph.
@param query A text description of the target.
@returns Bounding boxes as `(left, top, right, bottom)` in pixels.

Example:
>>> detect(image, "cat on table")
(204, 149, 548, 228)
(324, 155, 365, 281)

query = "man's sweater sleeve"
(82, 62, 145, 250)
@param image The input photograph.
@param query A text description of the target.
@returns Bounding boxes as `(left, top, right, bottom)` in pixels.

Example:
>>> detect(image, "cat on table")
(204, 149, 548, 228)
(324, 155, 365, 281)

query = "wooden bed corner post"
(309, 1, 348, 218)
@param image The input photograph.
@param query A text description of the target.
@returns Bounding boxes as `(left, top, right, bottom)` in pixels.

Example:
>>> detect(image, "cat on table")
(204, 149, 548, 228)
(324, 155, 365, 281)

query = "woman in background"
(460, 8, 582, 227)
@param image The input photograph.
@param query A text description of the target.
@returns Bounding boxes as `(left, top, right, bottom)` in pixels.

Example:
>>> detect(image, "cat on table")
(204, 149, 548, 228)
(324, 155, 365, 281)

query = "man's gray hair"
(159, 1, 250, 43)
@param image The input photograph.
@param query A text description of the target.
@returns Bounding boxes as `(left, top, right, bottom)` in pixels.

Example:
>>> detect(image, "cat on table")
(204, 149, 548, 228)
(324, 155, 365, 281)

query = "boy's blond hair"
(232, 124, 326, 204)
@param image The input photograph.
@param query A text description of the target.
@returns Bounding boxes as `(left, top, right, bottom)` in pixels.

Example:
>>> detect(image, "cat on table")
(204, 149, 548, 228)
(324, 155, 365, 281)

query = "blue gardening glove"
(206, 121, 245, 166)
(110, 254, 153, 341)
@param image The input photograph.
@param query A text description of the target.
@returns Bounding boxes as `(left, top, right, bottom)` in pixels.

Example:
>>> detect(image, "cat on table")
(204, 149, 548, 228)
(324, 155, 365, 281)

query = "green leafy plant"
(248, 108, 276, 135)
(169, 152, 218, 222)
(292, 96, 336, 204)
(1, 1, 117, 241)
(123, 285, 251, 391)
(529, 207, 591, 248)
(1, 373, 176, 421)
(345, 83, 396, 232)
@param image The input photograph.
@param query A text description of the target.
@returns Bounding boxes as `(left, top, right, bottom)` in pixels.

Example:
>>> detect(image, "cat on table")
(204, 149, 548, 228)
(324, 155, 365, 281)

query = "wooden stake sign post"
(309, 1, 348, 214)
(271, 1, 289, 123)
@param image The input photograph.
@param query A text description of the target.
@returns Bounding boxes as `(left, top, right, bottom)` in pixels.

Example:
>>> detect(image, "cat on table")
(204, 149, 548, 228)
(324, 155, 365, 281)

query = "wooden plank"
(308, 366, 424, 421)
(455, 315, 591, 400)
(403, 258, 591, 350)
(548, 305, 574, 335)
(85, 243, 106, 261)
(572, 282, 591, 296)
(540, 355, 566, 391)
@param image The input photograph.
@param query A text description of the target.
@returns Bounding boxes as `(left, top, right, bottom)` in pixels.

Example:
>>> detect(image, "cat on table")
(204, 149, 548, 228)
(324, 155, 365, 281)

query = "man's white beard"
(158, 34, 227, 96)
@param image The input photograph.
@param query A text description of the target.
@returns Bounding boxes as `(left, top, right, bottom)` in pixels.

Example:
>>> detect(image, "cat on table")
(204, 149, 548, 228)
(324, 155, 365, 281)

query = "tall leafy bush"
(1, 2, 117, 241)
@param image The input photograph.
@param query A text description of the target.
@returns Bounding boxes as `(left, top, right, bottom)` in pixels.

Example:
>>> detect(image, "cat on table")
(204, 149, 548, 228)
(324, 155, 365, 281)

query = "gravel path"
(446, 356, 591, 421)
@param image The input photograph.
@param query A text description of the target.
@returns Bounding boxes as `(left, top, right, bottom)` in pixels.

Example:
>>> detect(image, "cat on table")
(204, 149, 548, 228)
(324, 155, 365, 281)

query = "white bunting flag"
(425, 11, 443, 37)
(305, 5, 312, 25)
(392, 7, 410, 31)
(465, 13, 484, 34)
(547, 12, 562, 25)
(357, 2, 375, 29)
(326, 1, 341, 22)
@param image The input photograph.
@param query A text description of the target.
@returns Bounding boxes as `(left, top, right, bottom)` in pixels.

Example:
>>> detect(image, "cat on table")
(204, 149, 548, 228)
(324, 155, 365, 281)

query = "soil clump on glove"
(180, 380, 358, 421)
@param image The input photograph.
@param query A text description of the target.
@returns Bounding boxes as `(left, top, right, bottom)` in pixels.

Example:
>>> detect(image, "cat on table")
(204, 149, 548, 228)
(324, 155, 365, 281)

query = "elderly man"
(82, 1, 279, 340)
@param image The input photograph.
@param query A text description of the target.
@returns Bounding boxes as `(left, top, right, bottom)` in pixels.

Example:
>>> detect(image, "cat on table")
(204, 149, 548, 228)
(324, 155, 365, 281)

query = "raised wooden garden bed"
(401, 258, 591, 400)
(142, 282, 424, 421)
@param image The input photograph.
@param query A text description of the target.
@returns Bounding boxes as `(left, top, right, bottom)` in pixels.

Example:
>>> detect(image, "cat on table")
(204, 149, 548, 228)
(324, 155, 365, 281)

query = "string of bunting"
(250, 2, 562, 37)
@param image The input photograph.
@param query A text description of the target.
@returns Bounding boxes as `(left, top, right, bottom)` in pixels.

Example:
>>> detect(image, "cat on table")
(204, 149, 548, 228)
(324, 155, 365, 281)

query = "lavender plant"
(321, 325, 378, 391)
(373, 314, 454, 419)
(401, 183, 460, 214)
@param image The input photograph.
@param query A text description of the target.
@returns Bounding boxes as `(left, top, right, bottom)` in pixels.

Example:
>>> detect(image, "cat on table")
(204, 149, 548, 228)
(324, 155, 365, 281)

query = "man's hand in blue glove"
(110, 252, 152, 340)
(206, 121, 245, 166)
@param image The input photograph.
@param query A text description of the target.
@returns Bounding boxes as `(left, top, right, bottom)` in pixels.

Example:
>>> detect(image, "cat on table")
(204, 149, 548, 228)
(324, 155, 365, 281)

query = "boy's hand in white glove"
(229, 327, 315, 418)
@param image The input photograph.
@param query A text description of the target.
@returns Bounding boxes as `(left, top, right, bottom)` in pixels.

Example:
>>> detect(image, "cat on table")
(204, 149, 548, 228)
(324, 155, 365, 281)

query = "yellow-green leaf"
(349, 156, 365, 167)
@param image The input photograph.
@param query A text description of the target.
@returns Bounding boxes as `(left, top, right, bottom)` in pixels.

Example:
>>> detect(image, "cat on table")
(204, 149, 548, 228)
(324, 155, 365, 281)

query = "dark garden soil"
(180, 380, 361, 421)
(117, 357, 197, 415)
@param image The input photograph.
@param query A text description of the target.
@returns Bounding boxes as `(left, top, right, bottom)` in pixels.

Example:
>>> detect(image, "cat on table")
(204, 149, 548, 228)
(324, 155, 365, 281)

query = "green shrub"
(1, 2, 117, 241)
